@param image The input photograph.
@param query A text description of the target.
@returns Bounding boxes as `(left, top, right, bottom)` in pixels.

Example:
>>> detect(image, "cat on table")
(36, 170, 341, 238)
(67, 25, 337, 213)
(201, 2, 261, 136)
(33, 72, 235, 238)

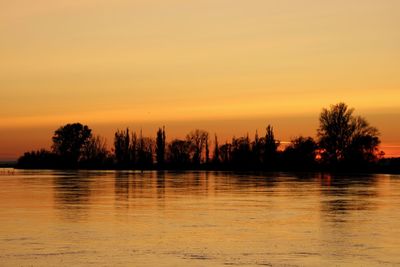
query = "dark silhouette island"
(16, 103, 400, 173)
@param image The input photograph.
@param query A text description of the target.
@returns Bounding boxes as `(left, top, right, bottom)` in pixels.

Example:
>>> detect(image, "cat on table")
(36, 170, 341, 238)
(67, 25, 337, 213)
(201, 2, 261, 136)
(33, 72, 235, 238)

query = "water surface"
(1, 169, 400, 266)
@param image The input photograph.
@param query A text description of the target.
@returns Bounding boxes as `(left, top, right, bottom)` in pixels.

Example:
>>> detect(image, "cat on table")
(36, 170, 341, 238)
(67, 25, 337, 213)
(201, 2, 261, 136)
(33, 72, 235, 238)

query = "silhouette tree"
(212, 134, 220, 164)
(137, 130, 154, 169)
(52, 123, 92, 167)
(167, 139, 191, 168)
(219, 142, 232, 165)
(318, 103, 380, 167)
(264, 125, 279, 168)
(231, 135, 252, 168)
(81, 135, 110, 168)
(283, 136, 317, 169)
(114, 128, 131, 168)
(186, 129, 209, 165)
(205, 133, 210, 164)
(130, 132, 137, 167)
(345, 116, 381, 165)
(17, 149, 58, 169)
(16, 103, 384, 171)
(156, 126, 166, 168)
(252, 130, 263, 166)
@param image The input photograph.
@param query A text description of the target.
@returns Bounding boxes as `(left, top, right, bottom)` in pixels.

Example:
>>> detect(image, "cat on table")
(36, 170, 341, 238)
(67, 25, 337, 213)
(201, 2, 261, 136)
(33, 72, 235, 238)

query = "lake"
(0, 169, 400, 266)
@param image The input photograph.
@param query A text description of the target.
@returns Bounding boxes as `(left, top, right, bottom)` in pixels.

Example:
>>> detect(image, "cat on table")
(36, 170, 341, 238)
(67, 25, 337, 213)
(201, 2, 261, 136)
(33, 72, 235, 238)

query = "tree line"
(17, 103, 385, 171)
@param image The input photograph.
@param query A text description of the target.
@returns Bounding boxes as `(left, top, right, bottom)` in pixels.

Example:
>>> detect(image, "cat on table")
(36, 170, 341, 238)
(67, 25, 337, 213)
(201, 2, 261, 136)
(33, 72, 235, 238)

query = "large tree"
(318, 103, 380, 165)
(52, 123, 92, 166)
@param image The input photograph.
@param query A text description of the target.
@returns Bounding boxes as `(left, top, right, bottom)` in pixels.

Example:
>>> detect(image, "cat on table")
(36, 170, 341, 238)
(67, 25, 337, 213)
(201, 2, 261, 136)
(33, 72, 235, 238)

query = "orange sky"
(1, 0, 400, 160)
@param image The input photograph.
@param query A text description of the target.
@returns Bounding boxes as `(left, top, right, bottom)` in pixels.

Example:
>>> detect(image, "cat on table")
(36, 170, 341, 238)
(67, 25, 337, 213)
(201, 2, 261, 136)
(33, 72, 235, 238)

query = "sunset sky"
(1, 0, 400, 160)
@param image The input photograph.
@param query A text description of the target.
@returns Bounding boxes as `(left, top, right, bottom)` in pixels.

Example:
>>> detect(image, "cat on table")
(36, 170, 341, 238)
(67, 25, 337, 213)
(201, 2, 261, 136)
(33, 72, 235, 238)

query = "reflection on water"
(1, 170, 400, 266)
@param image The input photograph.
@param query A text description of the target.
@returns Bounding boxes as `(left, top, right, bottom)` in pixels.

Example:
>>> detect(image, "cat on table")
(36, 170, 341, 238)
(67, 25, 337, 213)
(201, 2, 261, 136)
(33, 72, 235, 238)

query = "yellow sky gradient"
(1, 0, 400, 160)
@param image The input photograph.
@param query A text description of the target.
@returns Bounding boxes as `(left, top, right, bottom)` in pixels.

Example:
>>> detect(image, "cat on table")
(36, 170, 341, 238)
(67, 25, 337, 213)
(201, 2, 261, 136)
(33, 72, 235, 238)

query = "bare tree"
(186, 129, 209, 165)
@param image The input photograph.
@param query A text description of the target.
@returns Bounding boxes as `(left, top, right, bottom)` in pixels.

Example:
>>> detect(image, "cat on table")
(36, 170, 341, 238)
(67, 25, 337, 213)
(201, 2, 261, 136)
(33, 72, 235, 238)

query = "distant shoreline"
(3, 163, 400, 175)
(0, 162, 17, 168)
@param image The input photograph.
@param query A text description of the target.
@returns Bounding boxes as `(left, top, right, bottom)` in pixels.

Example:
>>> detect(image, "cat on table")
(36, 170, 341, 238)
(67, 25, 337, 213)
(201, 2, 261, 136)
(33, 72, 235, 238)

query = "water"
(1, 169, 400, 266)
